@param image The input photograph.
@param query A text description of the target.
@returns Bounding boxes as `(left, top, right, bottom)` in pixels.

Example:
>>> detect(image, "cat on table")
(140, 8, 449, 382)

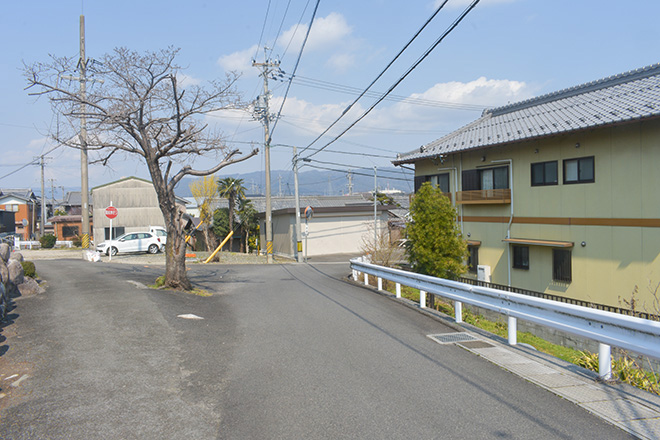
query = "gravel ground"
(12, 248, 282, 265)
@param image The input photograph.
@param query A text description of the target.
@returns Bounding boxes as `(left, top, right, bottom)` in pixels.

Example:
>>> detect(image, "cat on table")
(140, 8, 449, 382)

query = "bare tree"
(24, 47, 258, 290)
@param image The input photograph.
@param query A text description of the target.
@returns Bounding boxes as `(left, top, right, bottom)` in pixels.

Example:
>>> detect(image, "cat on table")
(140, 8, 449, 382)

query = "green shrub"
(39, 234, 57, 249)
(72, 235, 82, 247)
(21, 260, 36, 278)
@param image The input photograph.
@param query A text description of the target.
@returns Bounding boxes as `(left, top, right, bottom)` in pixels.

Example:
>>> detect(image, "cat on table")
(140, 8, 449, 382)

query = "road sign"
(105, 206, 118, 219)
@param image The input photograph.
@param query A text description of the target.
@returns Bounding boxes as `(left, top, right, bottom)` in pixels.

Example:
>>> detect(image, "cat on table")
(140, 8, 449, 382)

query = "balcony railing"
(456, 188, 511, 205)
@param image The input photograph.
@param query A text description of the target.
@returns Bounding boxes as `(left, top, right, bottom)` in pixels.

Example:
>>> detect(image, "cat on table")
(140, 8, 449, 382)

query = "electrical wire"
(298, 0, 452, 156)
(304, 164, 412, 182)
(255, 0, 273, 61)
(269, 0, 321, 140)
(284, 74, 486, 111)
(269, 0, 293, 58)
(302, 0, 482, 161)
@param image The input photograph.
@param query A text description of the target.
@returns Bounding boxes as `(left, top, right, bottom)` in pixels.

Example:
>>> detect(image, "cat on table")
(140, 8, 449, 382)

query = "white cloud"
(412, 76, 530, 106)
(277, 12, 352, 53)
(326, 53, 355, 73)
(274, 77, 534, 140)
(217, 44, 259, 75)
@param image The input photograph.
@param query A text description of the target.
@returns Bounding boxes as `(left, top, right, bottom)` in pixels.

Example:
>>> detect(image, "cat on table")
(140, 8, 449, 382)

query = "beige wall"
(263, 210, 390, 258)
(92, 178, 166, 241)
(416, 118, 660, 309)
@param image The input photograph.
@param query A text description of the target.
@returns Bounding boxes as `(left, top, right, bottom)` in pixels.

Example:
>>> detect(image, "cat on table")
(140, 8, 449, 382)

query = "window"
(531, 161, 558, 186)
(462, 166, 509, 191)
(5, 204, 19, 212)
(563, 157, 594, 184)
(105, 227, 125, 240)
(414, 173, 450, 193)
(553, 249, 572, 282)
(62, 226, 79, 237)
(467, 246, 479, 273)
(512, 246, 529, 270)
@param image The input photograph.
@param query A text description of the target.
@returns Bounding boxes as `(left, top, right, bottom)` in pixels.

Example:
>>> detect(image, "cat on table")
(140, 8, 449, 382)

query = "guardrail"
(350, 257, 660, 380)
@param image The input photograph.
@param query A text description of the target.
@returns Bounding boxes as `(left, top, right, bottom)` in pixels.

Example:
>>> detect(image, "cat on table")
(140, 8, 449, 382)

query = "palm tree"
(218, 177, 246, 251)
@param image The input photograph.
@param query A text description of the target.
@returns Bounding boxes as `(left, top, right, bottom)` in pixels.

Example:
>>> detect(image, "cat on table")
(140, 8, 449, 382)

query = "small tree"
(212, 208, 230, 243)
(237, 198, 258, 253)
(24, 47, 258, 290)
(218, 177, 246, 251)
(190, 175, 218, 252)
(406, 182, 467, 280)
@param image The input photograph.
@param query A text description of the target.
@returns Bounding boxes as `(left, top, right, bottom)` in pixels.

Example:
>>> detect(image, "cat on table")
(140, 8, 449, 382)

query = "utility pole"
(38, 156, 46, 237)
(62, 15, 92, 251)
(347, 170, 353, 196)
(293, 146, 303, 263)
(48, 178, 56, 212)
(253, 49, 280, 264)
(374, 166, 378, 247)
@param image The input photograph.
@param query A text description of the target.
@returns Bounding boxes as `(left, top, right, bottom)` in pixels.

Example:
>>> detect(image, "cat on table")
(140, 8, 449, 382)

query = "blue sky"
(1, 0, 659, 195)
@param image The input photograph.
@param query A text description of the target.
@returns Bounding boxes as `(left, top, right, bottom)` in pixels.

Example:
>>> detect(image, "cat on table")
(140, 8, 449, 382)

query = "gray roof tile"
(394, 64, 660, 164)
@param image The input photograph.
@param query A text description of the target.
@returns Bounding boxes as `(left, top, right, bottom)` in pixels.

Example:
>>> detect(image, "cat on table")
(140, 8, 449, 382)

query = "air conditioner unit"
(477, 265, 491, 283)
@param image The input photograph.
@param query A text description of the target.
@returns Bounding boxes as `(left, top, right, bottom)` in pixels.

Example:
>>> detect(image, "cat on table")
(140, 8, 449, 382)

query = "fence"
(350, 257, 660, 380)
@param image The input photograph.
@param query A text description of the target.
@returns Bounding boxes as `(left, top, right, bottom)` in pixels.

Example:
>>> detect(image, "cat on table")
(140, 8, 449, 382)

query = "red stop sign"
(105, 206, 118, 219)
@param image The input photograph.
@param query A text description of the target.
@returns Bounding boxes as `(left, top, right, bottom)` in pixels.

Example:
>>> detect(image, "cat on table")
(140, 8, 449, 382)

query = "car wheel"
(148, 244, 159, 254)
(109, 247, 118, 256)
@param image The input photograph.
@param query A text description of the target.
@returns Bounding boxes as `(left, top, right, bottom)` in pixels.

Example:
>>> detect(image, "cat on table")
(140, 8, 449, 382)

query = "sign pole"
(109, 200, 113, 261)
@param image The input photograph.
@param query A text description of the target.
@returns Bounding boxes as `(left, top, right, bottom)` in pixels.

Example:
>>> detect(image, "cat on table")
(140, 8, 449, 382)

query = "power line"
(306, 158, 413, 176)
(255, 0, 273, 61)
(269, 0, 321, 140)
(304, 164, 412, 182)
(284, 74, 486, 111)
(298, 0, 452, 156)
(302, 0, 482, 161)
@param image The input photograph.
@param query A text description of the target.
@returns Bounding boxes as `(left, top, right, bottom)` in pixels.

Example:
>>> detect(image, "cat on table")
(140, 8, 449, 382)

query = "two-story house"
(0, 188, 40, 240)
(393, 64, 660, 312)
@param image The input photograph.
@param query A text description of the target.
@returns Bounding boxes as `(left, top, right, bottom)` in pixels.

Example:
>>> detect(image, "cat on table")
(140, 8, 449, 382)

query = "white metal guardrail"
(350, 257, 660, 380)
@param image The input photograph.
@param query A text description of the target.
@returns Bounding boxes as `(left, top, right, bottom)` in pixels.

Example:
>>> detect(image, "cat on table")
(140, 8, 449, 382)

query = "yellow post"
(185, 220, 204, 244)
(204, 230, 233, 264)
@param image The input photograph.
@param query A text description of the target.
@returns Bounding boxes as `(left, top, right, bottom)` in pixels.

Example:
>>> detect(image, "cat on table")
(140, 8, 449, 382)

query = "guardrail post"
(455, 301, 463, 323)
(599, 343, 612, 380)
(364, 273, 369, 286)
(395, 283, 401, 299)
(352, 269, 358, 281)
(377, 277, 383, 291)
(508, 316, 517, 345)
(420, 290, 426, 308)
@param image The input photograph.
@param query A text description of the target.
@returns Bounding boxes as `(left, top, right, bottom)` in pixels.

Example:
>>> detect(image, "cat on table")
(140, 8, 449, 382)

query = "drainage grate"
(427, 333, 479, 345)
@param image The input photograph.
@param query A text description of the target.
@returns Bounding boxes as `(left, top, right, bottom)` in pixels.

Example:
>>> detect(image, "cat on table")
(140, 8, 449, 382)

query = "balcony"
(456, 189, 511, 205)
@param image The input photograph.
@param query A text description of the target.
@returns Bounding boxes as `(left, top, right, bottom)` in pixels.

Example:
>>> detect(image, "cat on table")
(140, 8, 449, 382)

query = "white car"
(149, 226, 167, 249)
(96, 231, 163, 256)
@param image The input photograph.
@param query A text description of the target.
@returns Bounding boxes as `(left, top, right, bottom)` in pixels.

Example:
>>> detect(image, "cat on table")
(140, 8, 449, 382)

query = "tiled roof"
(394, 64, 660, 164)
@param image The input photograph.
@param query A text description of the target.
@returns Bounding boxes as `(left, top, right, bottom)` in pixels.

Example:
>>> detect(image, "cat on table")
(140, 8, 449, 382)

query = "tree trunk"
(228, 198, 234, 252)
(147, 158, 192, 290)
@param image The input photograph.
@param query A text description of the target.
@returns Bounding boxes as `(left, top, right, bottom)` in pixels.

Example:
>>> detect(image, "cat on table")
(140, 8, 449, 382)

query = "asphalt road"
(0, 259, 634, 439)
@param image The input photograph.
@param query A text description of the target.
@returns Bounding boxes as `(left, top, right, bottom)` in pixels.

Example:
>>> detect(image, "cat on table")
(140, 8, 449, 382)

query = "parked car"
(149, 226, 167, 249)
(96, 231, 163, 256)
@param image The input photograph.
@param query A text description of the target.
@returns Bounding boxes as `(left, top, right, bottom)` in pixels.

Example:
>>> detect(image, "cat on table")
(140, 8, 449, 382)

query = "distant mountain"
(175, 167, 413, 198)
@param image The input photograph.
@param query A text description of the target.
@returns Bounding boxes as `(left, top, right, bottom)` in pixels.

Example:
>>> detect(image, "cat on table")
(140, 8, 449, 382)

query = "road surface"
(0, 259, 633, 439)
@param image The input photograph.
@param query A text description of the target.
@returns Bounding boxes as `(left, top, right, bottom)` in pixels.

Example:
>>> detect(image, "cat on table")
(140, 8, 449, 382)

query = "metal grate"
(427, 333, 478, 345)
